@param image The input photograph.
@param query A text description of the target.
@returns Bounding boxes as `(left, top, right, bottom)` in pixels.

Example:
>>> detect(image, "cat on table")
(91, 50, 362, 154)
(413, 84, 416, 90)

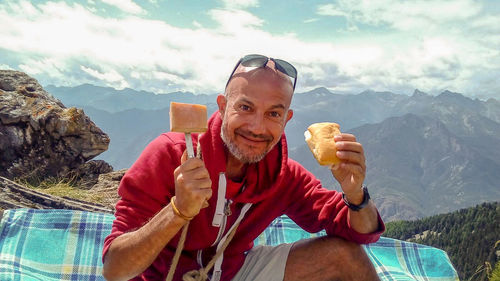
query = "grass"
(16, 177, 107, 205)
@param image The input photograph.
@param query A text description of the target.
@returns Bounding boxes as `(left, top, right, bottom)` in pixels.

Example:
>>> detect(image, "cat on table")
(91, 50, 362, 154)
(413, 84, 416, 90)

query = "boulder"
(64, 160, 114, 189)
(90, 169, 127, 209)
(0, 70, 110, 182)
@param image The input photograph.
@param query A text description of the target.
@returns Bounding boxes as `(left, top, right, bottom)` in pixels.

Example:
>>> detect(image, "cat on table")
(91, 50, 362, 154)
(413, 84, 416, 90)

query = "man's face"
(217, 65, 294, 164)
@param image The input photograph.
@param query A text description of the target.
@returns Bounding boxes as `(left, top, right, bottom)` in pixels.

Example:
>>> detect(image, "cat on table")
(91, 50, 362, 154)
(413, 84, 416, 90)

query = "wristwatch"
(342, 186, 370, 211)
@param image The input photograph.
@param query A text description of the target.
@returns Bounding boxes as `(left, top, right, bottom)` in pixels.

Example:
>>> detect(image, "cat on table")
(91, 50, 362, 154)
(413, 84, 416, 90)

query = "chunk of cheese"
(169, 102, 208, 133)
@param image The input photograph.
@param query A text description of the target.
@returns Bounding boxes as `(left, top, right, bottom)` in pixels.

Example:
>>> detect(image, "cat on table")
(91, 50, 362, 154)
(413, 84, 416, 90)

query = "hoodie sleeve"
(102, 133, 183, 262)
(283, 159, 385, 244)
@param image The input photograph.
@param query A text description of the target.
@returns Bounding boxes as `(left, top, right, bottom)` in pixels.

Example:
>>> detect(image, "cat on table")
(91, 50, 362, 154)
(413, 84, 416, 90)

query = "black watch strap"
(342, 186, 370, 211)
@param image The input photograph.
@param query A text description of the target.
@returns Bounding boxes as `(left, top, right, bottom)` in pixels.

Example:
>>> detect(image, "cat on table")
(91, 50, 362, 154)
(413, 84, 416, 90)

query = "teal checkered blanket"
(0, 209, 459, 281)
(255, 216, 459, 281)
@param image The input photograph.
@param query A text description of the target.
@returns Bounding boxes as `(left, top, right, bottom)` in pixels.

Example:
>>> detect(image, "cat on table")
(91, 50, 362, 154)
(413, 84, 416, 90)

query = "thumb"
(181, 149, 188, 163)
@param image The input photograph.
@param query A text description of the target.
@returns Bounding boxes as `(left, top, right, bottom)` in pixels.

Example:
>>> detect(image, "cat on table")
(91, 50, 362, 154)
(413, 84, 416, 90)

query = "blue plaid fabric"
(0, 209, 114, 281)
(0, 209, 459, 281)
(255, 216, 459, 281)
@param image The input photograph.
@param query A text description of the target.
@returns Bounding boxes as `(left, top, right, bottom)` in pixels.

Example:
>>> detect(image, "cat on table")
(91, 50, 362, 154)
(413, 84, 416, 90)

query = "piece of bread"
(304, 122, 341, 166)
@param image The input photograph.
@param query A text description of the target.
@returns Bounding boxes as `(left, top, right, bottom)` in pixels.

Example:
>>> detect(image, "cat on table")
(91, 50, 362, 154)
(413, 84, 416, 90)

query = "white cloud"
(81, 66, 129, 88)
(317, 0, 481, 31)
(99, 0, 145, 14)
(303, 18, 319, 23)
(17, 57, 73, 86)
(220, 0, 259, 9)
(208, 9, 264, 32)
(0, 0, 499, 99)
(0, 64, 14, 70)
(192, 20, 203, 28)
(317, 4, 347, 17)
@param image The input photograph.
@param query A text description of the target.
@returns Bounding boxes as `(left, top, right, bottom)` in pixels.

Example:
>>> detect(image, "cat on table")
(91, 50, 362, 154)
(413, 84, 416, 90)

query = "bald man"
(103, 54, 384, 281)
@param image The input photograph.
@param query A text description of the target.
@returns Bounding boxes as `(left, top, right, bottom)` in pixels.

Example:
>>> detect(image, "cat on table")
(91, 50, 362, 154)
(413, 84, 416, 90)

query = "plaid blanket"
(255, 216, 459, 281)
(0, 208, 459, 281)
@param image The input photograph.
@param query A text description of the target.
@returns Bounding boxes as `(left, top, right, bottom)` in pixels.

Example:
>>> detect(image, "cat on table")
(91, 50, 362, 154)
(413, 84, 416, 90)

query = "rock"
(90, 169, 127, 209)
(0, 70, 110, 181)
(64, 160, 114, 189)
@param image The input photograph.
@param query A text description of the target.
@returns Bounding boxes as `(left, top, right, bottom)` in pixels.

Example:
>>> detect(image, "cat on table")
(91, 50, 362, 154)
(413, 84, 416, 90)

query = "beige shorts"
(232, 243, 294, 281)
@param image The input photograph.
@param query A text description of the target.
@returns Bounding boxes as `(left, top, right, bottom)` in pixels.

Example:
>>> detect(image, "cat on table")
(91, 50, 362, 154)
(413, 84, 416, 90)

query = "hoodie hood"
(198, 111, 289, 204)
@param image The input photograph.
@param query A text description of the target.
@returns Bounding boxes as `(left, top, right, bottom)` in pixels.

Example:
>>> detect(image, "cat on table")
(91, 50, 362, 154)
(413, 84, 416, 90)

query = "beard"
(220, 118, 275, 164)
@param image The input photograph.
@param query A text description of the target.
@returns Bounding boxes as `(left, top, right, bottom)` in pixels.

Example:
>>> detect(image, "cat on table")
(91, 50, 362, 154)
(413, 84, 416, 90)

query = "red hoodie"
(103, 111, 385, 281)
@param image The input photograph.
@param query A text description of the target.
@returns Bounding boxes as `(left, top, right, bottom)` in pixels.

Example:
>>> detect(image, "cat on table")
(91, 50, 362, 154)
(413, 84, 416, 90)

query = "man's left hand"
(331, 133, 366, 205)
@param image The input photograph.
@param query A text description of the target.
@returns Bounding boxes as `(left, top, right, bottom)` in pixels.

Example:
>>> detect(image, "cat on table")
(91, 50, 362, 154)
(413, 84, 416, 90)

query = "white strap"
(197, 250, 203, 268)
(211, 203, 252, 281)
(212, 173, 226, 227)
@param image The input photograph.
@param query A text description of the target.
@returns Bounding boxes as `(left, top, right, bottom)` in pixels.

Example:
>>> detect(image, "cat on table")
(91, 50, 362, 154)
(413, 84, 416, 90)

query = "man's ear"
(216, 94, 227, 116)
(285, 109, 293, 124)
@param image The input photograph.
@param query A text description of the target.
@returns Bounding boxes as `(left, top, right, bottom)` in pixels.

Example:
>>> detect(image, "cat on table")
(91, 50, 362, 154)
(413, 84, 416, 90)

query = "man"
(102, 54, 385, 281)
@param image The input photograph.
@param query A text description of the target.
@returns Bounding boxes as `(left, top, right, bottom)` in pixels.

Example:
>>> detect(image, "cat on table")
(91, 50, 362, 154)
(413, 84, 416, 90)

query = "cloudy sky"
(1, 0, 499, 99)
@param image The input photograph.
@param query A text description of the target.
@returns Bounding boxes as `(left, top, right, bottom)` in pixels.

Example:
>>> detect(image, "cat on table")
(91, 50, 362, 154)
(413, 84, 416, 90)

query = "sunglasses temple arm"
(225, 58, 242, 90)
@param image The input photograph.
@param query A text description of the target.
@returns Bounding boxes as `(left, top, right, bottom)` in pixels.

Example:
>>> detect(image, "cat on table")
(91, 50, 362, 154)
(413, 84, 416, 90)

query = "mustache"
(235, 128, 273, 142)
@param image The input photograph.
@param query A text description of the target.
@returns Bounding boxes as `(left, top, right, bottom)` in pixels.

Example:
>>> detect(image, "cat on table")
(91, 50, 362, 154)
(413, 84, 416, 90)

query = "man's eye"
(269, 111, 281, 118)
(239, 104, 251, 111)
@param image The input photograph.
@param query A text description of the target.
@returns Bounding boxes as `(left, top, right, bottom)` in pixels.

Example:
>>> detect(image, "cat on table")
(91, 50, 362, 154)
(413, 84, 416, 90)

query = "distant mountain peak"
(412, 89, 429, 97)
(438, 90, 466, 98)
(301, 87, 332, 96)
(359, 89, 397, 96)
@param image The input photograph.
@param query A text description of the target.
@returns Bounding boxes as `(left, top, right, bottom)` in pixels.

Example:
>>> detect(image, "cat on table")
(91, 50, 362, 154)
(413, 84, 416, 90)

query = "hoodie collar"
(199, 111, 289, 203)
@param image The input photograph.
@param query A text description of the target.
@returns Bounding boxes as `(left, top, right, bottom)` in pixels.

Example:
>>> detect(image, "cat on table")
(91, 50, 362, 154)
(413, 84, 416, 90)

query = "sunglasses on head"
(225, 54, 298, 91)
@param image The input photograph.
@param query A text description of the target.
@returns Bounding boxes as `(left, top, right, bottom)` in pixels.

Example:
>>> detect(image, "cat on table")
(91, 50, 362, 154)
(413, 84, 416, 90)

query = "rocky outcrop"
(64, 160, 114, 189)
(89, 169, 127, 209)
(0, 70, 110, 181)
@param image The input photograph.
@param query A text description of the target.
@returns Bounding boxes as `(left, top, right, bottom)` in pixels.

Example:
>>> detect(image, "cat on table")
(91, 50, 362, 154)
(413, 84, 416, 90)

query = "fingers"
(174, 173, 212, 217)
(181, 149, 188, 163)
(180, 150, 205, 170)
(174, 149, 212, 217)
(335, 162, 365, 175)
(174, 155, 210, 182)
(334, 133, 357, 142)
(331, 133, 366, 193)
(179, 163, 210, 180)
(334, 134, 366, 173)
(336, 139, 365, 164)
(176, 174, 212, 190)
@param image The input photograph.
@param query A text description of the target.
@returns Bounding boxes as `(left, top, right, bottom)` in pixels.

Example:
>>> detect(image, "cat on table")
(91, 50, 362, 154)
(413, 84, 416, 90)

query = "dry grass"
(17, 177, 106, 205)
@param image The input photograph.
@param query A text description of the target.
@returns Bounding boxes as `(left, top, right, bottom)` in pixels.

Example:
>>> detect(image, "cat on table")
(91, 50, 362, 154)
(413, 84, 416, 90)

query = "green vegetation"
(490, 261, 500, 281)
(17, 177, 106, 204)
(385, 202, 500, 281)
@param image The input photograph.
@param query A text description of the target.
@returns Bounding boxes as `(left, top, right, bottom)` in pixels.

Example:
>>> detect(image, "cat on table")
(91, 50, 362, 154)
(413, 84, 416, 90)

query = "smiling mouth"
(236, 132, 271, 147)
(235, 128, 272, 141)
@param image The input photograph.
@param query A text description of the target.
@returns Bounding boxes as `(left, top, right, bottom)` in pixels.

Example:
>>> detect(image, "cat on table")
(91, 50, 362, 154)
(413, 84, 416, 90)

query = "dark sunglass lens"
(241, 54, 268, 68)
(274, 59, 297, 78)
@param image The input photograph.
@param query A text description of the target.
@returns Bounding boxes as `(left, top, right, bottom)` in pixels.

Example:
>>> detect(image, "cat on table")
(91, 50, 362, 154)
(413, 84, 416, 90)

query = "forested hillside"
(385, 202, 500, 280)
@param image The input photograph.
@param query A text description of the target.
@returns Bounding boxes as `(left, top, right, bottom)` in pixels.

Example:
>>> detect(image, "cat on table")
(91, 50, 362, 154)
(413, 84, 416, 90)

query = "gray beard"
(220, 123, 268, 164)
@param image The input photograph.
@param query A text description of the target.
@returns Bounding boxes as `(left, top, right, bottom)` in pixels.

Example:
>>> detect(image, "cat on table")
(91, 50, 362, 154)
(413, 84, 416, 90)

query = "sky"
(1, 0, 499, 99)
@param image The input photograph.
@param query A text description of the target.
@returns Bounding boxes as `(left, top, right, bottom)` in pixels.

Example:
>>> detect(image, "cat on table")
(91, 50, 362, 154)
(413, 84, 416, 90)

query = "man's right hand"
(103, 151, 212, 281)
(173, 150, 212, 219)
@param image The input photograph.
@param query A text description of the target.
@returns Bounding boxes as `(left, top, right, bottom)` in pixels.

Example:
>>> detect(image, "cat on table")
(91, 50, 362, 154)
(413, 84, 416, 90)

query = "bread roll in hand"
(304, 122, 341, 166)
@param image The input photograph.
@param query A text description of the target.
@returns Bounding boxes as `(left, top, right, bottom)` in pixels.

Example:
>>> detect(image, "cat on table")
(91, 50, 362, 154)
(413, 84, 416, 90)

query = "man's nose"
(247, 114, 266, 135)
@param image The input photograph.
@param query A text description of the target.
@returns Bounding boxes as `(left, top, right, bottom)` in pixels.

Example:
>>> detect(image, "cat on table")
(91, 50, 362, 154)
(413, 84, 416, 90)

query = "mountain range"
(45, 84, 500, 221)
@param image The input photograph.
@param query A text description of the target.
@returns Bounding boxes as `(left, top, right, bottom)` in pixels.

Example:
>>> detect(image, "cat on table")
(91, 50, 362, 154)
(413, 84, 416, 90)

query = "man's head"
(217, 54, 297, 164)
